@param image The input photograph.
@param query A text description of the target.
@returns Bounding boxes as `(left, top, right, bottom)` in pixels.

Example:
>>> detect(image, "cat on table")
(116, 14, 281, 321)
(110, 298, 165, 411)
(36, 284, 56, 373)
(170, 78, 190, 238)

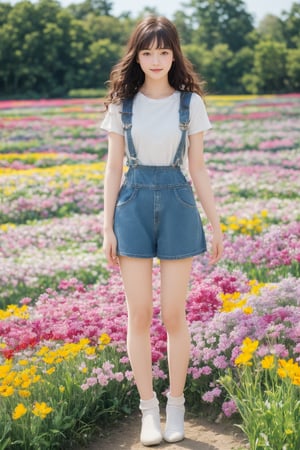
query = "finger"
(214, 244, 223, 263)
(210, 243, 221, 264)
(107, 253, 114, 267)
(111, 245, 116, 260)
(109, 246, 120, 266)
(110, 244, 119, 265)
(209, 249, 217, 264)
(104, 245, 114, 266)
(112, 256, 119, 266)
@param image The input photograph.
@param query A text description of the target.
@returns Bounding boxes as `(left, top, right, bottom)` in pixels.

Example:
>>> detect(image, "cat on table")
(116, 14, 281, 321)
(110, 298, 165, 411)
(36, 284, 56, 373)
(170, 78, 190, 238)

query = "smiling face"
(137, 41, 174, 82)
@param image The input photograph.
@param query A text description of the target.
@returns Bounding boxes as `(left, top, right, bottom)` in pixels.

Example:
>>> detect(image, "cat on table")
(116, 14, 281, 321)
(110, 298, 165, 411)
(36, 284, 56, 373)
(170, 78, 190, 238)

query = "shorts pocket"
(116, 185, 138, 207)
(174, 186, 197, 208)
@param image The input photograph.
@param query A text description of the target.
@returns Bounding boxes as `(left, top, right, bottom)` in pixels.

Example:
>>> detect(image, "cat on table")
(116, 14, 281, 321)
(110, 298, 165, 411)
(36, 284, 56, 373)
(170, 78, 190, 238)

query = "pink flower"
(119, 356, 129, 364)
(97, 373, 109, 386)
(202, 387, 222, 403)
(114, 372, 124, 382)
(201, 366, 212, 376)
(86, 377, 98, 387)
(222, 400, 238, 417)
(20, 297, 32, 305)
(213, 355, 228, 369)
(125, 370, 134, 381)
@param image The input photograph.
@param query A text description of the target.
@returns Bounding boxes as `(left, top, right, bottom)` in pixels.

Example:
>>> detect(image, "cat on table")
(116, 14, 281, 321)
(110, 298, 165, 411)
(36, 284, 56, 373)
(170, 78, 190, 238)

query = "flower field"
(0, 94, 299, 449)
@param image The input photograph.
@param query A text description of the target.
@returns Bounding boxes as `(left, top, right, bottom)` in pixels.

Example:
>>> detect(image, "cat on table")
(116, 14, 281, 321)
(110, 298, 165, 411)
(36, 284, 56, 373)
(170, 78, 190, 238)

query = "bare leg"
(160, 257, 192, 443)
(119, 256, 154, 400)
(160, 257, 193, 397)
(119, 256, 162, 446)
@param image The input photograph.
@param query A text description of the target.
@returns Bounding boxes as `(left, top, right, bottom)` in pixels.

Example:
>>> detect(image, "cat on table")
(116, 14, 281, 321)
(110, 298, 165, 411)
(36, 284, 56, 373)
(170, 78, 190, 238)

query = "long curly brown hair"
(105, 16, 206, 106)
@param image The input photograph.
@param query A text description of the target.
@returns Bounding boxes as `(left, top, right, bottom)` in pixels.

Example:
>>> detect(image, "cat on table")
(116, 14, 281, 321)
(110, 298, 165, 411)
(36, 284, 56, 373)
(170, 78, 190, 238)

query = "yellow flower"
(99, 334, 111, 345)
(46, 367, 56, 375)
(59, 386, 65, 393)
(235, 352, 253, 366)
(3, 370, 17, 384)
(220, 223, 227, 232)
(277, 358, 300, 385)
(241, 337, 259, 354)
(229, 222, 239, 231)
(18, 360, 29, 366)
(261, 355, 275, 370)
(261, 209, 268, 218)
(12, 403, 27, 420)
(249, 282, 265, 295)
(0, 363, 12, 379)
(32, 375, 41, 384)
(13, 375, 22, 387)
(0, 304, 29, 320)
(32, 402, 53, 419)
(278, 368, 288, 379)
(220, 292, 247, 313)
(36, 346, 50, 356)
(98, 333, 111, 350)
(78, 338, 90, 347)
(21, 381, 31, 389)
(242, 306, 253, 315)
(0, 223, 16, 232)
(18, 389, 31, 398)
(85, 347, 96, 356)
(43, 356, 55, 364)
(0, 385, 14, 397)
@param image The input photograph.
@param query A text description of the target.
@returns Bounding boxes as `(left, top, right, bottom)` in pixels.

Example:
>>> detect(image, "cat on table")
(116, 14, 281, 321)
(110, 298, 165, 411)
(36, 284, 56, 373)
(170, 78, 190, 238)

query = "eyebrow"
(140, 46, 171, 50)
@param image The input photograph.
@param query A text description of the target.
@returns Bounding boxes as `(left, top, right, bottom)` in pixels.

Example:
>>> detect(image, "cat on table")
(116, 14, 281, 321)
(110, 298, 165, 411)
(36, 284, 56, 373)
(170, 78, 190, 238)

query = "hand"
(103, 229, 119, 267)
(210, 230, 223, 265)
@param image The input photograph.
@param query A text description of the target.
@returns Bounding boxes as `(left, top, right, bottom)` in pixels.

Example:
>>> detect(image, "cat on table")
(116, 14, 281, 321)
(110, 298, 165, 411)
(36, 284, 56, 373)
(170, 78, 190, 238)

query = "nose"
(152, 53, 159, 65)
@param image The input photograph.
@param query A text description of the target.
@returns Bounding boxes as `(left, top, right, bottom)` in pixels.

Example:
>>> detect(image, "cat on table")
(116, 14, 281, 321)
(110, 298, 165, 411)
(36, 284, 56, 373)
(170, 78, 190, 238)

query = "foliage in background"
(0, 0, 300, 97)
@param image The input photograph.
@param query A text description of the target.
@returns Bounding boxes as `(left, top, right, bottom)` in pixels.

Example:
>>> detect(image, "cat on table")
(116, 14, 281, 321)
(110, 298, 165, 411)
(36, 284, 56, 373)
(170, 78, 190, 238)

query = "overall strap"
(172, 91, 192, 167)
(121, 97, 138, 167)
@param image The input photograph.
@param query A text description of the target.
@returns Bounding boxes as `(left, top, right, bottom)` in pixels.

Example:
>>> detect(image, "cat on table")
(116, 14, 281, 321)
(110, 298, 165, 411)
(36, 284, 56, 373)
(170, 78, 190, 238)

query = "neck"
(140, 80, 175, 99)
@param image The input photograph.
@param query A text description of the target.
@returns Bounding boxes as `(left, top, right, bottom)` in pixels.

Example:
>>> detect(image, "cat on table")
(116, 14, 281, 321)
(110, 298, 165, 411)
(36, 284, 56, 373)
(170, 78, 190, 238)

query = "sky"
(111, 0, 294, 23)
(6, 0, 296, 23)
(59, 0, 296, 24)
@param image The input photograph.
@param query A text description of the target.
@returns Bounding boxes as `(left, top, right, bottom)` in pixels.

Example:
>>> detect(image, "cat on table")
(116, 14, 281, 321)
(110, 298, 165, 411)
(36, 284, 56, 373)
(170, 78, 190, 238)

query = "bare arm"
(188, 132, 223, 264)
(103, 132, 125, 266)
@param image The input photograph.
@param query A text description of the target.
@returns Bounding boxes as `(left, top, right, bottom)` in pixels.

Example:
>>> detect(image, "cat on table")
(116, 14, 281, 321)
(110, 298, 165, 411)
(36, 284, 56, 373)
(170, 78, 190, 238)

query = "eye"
(141, 51, 151, 56)
(161, 50, 171, 55)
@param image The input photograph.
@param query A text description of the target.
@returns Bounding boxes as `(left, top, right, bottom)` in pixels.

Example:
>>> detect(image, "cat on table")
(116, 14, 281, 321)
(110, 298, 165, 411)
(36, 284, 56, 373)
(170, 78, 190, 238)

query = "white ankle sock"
(139, 392, 162, 446)
(163, 393, 185, 443)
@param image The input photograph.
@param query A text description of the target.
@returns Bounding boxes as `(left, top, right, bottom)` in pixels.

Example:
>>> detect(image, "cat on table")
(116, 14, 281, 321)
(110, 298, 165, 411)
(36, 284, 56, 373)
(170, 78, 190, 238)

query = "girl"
(101, 16, 223, 447)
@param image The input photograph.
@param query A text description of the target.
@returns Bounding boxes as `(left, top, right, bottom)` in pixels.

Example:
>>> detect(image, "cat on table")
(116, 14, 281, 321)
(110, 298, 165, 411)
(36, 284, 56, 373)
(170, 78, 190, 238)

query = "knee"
(128, 307, 152, 332)
(162, 310, 185, 334)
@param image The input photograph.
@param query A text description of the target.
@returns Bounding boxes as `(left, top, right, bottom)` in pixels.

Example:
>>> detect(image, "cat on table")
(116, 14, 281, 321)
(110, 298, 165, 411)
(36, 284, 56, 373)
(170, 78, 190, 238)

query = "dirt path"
(84, 411, 248, 450)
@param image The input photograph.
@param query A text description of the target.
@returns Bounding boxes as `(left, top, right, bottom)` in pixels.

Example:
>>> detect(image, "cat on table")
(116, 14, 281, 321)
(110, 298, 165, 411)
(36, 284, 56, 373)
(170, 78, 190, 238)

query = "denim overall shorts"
(113, 91, 207, 260)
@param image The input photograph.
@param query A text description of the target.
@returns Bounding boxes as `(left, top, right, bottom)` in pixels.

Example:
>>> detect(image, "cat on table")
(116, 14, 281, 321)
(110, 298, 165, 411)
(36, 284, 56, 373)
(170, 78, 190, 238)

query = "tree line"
(0, 0, 299, 98)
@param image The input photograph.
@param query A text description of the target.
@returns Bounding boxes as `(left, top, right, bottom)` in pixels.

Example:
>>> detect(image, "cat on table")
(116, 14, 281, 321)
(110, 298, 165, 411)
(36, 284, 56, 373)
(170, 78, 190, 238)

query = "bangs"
(138, 28, 173, 51)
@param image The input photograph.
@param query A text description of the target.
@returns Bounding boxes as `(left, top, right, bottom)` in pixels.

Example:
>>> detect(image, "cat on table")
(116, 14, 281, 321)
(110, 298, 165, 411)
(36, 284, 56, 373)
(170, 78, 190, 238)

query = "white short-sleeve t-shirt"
(100, 91, 211, 166)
